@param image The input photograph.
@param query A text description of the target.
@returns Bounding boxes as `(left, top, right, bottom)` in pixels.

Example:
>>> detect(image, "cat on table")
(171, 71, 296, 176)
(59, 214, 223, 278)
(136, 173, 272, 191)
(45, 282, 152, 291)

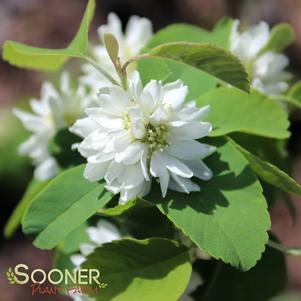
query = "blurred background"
(0, 0, 301, 300)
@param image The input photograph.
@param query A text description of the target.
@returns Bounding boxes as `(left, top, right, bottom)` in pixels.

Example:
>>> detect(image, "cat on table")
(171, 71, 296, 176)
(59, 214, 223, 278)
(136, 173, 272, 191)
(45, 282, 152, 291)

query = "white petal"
(70, 117, 99, 138)
(78, 131, 109, 157)
(87, 220, 121, 246)
(160, 152, 193, 178)
(169, 121, 212, 140)
(13, 108, 48, 133)
(130, 115, 146, 139)
(98, 12, 123, 42)
(151, 152, 193, 178)
(159, 171, 170, 197)
(167, 140, 216, 160)
(150, 151, 167, 177)
(125, 15, 153, 53)
(118, 178, 150, 204)
(83, 161, 110, 182)
(140, 147, 150, 180)
(98, 85, 132, 116)
(143, 80, 162, 103)
(128, 71, 143, 101)
(34, 157, 58, 181)
(29, 99, 47, 116)
(114, 131, 133, 152)
(19, 135, 45, 158)
(60, 71, 70, 94)
(149, 105, 170, 125)
(115, 142, 144, 164)
(254, 52, 290, 81)
(85, 108, 124, 130)
(118, 164, 145, 188)
(88, 152, 115, 164)
(169, 174, 200, 194)
(139, 91, 156, 117)
(231, 20, 270, 60)
(70, 254, 86, 267)
(184, 160, 213, 180)
(79, 243, 95, 256)
(163, 81, 188, 110)
(41, 81, 59, 100)
(110, 85, 132, 108)
(178, 104, 210, 122)
(105, 161, 124, 184)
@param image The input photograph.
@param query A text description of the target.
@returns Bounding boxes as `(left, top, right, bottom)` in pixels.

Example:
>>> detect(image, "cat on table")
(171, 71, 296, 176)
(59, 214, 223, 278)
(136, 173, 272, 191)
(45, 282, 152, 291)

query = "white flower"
(70, 220, 121, 267)
(230, 20, 291, 95)
(71, 72, 215, 204)
(179, 271, 203, 301)
(70, 220, 121, 301)
(13, 72, 91, 181)
(80, 13, 153, 94)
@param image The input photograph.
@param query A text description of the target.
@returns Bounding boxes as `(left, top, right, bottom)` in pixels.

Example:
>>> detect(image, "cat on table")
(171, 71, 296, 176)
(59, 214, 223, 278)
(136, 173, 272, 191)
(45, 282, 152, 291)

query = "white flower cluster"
(71, 72, 215, 204)
(14, 73, 91, 180)
(70, 220, 121, 267)
(230, 20, 291, 95)
(14, 13, 153, 182)
(70, 220, 121, 301)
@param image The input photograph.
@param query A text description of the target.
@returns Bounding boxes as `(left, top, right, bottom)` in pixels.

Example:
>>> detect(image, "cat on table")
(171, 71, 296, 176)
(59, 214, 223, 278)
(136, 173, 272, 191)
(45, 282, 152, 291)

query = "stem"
(268, 239, 301, 256)
(121, 70, 128, 90)
(115, 57, 128, 90)
(122, 54, 150, 72)
(84, 56, 120, 86)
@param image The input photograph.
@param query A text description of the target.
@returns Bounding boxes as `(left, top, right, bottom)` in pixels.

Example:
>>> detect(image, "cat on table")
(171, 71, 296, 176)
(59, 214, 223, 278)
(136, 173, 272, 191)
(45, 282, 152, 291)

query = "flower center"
(124, 112, 131, 130)
(144, 124, 169, 154)
(62, 112, 78, 126)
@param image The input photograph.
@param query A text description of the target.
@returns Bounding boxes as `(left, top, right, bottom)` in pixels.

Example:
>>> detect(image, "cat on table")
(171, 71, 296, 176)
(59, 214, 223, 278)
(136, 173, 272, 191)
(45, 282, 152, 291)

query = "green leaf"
(22, 165, 112, 249)
(228, 134, 295, 216)
(229, 133, 290, 171)
(98, 199, 139, 216)
(148, 42, 250, 92)
(103, 33, 119, 65)
(147, 24, 213, 48)
(144, 138, 270, 271)
(53, 249, 75, 288)
(201, 244, 286, 301)
(138, 56, 217, 99)
(229, 138, 301, 197)
(82, 238, 192, 301)
(211, 17, 234, 49)
(4, 179, 49, 238)
(289, 81, 301, 100)
(197, 87, 290, 138)
(58, 222, 89, 254)
(261, 23, 295, 53)
(165, 61, 217, 99)
(120, 202, 175, 240)
(2, 0, 95, 71)
(139, 20, 233, 97)
(138, 58, 171, 84)
(146, 19, 233, 49)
